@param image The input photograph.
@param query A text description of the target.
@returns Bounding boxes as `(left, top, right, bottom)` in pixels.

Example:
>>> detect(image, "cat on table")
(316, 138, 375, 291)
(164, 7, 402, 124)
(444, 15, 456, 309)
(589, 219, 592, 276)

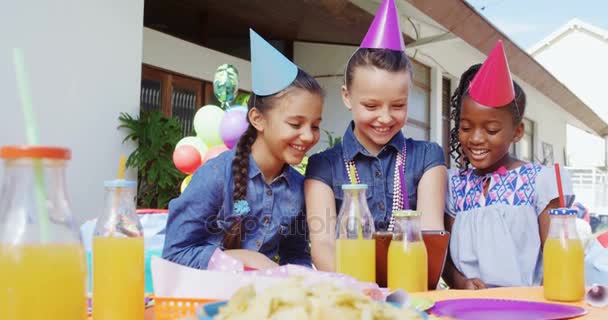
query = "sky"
(465, 0, 608, 49)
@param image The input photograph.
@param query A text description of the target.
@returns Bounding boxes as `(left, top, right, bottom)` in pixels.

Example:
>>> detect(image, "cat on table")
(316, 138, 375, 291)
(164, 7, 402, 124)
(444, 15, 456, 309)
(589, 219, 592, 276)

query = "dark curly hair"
(448, 64, 527, 170)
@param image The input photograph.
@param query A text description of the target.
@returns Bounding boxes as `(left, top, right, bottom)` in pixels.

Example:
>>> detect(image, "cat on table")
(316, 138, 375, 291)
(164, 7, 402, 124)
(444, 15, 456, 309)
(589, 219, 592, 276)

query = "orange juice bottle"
(0, 146, 87, 319)
(335, 184, 376, 283)
(93, 180, 144, 320)
(387, 210, 428, 292)
(543, 208, 585, 302)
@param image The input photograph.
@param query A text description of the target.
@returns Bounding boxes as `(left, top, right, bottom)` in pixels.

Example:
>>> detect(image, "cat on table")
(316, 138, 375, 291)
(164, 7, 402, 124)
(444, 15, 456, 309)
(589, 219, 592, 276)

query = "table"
(142, 287, 607, 319)
(412, 286, 608, 319)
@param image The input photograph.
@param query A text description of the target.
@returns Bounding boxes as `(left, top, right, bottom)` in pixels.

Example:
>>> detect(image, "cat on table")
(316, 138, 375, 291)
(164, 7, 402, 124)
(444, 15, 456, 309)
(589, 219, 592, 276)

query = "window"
(511, 118, 535, 162)
(519, 118, 535, 162)
(441, 77, 452, 168)
(404, 60, 431, 140)
(141, 65, 203, 137)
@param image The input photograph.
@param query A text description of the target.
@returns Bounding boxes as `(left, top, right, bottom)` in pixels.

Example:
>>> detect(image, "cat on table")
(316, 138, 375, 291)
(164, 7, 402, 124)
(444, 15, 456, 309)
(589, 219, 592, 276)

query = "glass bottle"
(387, 210, 428, 292)
(0, 146, 86, 319)
(335, 184, 376, 283)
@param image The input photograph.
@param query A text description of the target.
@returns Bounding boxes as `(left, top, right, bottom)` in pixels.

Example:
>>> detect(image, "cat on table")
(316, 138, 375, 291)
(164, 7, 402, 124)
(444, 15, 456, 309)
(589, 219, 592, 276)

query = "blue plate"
(197, 301, 428, 319)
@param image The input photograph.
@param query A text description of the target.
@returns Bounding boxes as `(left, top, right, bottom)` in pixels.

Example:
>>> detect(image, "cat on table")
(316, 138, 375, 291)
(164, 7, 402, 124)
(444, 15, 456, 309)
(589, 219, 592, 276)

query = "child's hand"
(462, 278, 487, 290)
(224, 249, 279, 270)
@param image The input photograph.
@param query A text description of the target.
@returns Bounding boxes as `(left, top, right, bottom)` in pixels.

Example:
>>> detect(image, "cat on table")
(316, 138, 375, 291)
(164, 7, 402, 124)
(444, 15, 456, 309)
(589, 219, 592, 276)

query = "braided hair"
(449, 64, 527, 170)
(222, 68, 324, 249)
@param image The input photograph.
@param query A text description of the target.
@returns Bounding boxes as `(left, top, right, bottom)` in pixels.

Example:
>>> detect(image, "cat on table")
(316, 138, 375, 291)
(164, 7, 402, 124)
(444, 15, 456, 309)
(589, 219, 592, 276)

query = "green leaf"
(118, 110, 184, 208)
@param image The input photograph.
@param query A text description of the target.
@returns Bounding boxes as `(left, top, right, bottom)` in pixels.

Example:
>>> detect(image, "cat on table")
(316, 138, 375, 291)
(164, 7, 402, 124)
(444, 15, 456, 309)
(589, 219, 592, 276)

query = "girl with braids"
(162, 30, 323, 269)
(305, 0, 446, 272)
(443, 41, 574, 289)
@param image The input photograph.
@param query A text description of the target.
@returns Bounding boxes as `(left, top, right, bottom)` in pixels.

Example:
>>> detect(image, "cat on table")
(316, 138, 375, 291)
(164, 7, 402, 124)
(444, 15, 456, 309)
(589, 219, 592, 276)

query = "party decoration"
(203, 145, 229, 163)
(220, 108, 249, 149)
(250, 29, 298, 96)
(360, 0, 406, 51)
(228, 105, 248, 114)
(180, 175, 193, 193)
(176, 136, 208, 160)
(213, 64, 239, 109)
(193, 105, 225, 147)
(173, 145, 202, 174)
(469, 40, 515, 108)
(233, 93, 250, 107)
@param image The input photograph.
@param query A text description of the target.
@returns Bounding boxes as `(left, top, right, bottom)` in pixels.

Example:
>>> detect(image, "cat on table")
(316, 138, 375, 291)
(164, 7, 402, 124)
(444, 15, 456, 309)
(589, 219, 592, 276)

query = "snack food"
(215, 277, 423, 320)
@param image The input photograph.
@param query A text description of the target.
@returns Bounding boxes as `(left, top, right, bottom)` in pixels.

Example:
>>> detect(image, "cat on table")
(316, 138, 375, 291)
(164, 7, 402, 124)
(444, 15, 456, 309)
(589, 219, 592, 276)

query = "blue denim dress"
(162, 149, 311, 269)
(305, 122, 445, 230)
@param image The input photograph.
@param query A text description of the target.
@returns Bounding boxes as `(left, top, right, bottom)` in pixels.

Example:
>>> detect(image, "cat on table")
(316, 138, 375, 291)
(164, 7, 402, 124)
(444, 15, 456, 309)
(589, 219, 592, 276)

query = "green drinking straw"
(13, 48, 50, 243)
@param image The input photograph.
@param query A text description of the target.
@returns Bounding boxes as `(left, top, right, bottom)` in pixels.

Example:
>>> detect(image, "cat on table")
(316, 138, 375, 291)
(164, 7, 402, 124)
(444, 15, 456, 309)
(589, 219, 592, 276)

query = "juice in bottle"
(0, 244, 87, 319)
(93, 237, 144, 320)
(335, 184, 376, 283)
(387, 240, 428, 292)
(335, 238, 376, 283)
(0, 146, 86, 320)
(93, 179, 144, 320)
(543, 208, 585, 301)
(387, 210, 428, 292)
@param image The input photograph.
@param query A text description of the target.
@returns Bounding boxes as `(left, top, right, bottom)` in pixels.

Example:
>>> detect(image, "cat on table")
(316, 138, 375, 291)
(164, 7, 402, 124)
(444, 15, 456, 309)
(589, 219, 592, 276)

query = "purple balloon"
(220, 109, 249, 149)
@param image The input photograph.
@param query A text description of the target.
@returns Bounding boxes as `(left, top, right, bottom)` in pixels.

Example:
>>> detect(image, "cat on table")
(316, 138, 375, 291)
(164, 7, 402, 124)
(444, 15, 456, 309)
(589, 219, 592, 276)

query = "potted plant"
(118, 111, 185, 209)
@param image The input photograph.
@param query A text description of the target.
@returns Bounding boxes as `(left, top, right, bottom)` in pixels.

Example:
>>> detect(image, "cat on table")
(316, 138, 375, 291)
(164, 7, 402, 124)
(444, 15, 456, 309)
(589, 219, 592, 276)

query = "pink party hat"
(469, 40, 515, 107)
(360, 0, 406, 51)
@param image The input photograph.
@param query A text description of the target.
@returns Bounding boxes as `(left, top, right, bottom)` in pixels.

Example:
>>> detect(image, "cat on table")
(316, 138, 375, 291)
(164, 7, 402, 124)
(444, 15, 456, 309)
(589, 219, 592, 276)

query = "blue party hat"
(250, 29, 298, 96)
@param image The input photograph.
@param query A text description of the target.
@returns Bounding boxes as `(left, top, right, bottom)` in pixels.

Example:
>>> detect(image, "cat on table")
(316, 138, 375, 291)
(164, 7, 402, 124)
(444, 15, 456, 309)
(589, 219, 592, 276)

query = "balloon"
(173, 145, 202, 174)
(220, 109, 249, 149)
(203, 145, 229, 163)
(176, 136, 208, 160)
(213, 64, 239, 105)
(181, 175, 193, 193)
(228, 105, 248, 114)
(193, 105, 225, 147)
(233, 93, 250, 106)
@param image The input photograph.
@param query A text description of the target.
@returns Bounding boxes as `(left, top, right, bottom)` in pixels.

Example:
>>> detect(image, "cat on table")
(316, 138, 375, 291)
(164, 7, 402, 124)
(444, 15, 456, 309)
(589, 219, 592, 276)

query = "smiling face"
(254, 88, 323, 165)
(342, 66, 410, 155)
(458, 96, 524, 173)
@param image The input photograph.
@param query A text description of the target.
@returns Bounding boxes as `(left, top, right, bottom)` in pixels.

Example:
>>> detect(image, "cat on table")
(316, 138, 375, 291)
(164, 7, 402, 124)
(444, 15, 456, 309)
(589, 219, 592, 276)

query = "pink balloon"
(220, 109, 249, 149)
(173, 145, 202, 174)
(203, 145, 229, 163)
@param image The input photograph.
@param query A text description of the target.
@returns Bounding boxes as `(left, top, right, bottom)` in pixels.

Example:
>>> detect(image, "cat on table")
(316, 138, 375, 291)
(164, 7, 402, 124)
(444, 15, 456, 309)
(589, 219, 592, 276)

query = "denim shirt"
(305, 122, 445, 231)
(162, 149, 311, 269)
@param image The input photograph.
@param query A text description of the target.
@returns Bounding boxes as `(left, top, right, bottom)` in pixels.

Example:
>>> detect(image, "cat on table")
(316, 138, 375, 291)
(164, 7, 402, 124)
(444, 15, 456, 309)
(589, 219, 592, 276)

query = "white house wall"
(142, 28, 252, 91)
(532, 26, 608, 167)
(0, 0, 144, 223)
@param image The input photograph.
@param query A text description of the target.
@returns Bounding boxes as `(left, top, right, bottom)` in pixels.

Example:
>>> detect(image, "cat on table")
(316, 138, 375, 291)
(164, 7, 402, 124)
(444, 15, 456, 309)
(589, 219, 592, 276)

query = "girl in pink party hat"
(305, 0, 447, 272)
(443, 40, 575, 289)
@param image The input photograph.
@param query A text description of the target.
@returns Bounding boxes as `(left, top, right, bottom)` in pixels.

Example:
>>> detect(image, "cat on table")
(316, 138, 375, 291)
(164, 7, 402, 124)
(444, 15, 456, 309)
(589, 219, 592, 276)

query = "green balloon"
(213, 64, 239, 104)
(234, 93, 250, 107)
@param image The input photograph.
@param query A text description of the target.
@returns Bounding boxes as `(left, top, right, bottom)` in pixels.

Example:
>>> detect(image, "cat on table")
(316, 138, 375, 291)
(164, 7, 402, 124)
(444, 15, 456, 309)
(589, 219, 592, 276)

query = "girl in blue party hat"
(163, 29, 324, 269)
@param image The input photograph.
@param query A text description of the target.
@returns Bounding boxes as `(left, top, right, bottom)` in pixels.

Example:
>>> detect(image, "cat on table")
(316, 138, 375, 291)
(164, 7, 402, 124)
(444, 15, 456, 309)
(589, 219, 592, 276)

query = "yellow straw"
(117, 155, 126, 179)
(353, 190, 363, 240)
(348, 164, 357, 184)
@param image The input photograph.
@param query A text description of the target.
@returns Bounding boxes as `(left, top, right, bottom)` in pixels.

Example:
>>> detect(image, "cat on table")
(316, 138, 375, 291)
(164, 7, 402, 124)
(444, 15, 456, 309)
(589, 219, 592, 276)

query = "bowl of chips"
(197, 277, 427, 320)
